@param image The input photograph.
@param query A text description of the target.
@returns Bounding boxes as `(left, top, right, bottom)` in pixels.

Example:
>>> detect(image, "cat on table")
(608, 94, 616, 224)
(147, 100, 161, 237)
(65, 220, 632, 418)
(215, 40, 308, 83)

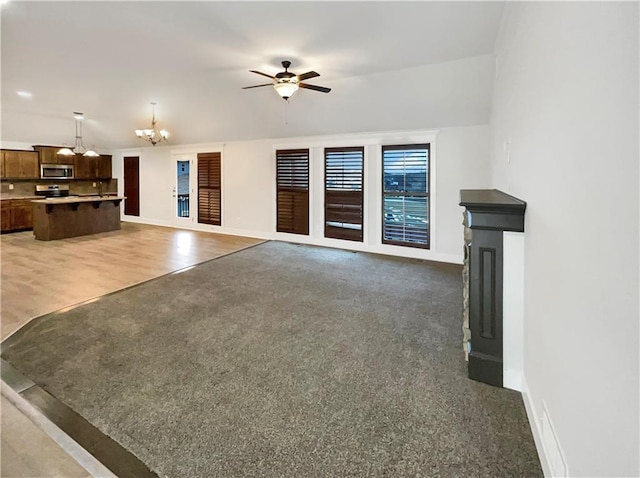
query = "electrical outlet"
(92, 182, 96, 187)
(8, 184, 14, 190)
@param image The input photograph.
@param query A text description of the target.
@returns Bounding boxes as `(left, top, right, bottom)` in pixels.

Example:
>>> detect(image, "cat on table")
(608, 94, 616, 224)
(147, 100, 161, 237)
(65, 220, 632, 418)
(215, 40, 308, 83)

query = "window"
(276, 149, 309, 235)
(382, 144, 430, 249)
(324, 146, 364, 242)
(197, 152, 221, 226)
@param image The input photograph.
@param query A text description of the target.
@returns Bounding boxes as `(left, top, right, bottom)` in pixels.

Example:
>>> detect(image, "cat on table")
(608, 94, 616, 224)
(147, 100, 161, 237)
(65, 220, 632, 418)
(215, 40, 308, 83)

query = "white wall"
(490, 3, 639, 476)
(261, 54, 495, 140)
(112, 125, 491, 264)
(0, 141, 36, 150)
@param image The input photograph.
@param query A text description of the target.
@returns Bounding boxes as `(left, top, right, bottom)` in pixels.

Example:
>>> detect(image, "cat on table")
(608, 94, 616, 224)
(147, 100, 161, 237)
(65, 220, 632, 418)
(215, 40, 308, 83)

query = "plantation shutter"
(324, 147, 364, 242)
(276, 149, 309, 235)
(382, 144, 430, 249)
(198, 152, 221, 226)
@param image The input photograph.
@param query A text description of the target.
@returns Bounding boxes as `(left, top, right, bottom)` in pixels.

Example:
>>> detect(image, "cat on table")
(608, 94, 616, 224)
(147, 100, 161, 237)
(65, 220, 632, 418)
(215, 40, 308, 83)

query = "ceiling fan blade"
(299, 83, 331, 93)
(297, 71, 320, 81)
(242, 83, 273, 89)
(249, 70, 276, 80)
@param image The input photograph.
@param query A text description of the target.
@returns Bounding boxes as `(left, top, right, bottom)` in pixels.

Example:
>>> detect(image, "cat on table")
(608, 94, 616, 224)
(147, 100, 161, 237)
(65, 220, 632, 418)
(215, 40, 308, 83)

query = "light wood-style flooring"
(1, 223, 264, 476)
(1, 222, 263, 339)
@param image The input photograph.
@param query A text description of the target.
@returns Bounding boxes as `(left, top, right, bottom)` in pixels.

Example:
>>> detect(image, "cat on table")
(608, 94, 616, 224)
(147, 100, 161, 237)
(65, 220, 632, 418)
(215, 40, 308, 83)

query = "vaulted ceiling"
(1, 1, 504, 150)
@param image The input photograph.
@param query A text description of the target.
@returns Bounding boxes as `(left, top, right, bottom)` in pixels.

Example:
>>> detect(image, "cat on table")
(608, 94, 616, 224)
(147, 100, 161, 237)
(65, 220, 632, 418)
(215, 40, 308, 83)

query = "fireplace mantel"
(460, 189, 526, 388)
(460, 189, 526, 232)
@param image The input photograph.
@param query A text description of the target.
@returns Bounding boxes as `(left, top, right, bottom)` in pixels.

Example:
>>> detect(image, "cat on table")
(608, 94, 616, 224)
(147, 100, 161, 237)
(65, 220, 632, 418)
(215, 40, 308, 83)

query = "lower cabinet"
(1, 199, 34, 232)
(11, 200, 34, 230)
(1, 201, 11, 231)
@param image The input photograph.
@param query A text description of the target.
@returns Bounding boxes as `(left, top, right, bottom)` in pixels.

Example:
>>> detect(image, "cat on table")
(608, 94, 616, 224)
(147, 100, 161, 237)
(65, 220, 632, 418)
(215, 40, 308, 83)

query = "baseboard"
(521, 377, 554, 477)
(121, 217, 464, 265)
(503, 369, 522, 392)
(120, 217, 272, 241)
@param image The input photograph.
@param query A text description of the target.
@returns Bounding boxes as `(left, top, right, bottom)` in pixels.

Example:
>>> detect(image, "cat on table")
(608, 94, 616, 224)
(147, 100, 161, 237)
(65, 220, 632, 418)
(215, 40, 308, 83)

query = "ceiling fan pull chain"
(284, 100, 289, 127)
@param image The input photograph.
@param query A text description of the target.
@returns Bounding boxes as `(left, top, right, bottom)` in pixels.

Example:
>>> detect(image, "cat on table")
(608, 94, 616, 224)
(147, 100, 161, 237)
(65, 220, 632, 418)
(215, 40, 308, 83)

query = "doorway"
(123, 156, 140, 216)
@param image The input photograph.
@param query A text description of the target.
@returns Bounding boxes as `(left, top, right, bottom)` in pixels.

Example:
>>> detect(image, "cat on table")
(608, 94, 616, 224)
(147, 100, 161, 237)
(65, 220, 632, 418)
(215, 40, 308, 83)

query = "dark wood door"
(123, 156, 140, 216)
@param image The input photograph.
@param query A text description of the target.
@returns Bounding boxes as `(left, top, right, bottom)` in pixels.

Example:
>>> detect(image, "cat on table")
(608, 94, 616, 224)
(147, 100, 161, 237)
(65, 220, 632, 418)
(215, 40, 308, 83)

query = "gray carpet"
(2, 241, 542, 477)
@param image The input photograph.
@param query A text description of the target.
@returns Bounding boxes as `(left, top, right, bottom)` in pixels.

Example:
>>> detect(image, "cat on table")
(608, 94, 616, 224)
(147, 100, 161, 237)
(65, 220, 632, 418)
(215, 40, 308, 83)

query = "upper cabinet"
(0, 146, 112, 180)
(98, 155, 112, 179)
(74, 154, 96, 179)
(1, 150, 39, 179)
(32, 145, 74, 165)
(74, 154, 112, 179)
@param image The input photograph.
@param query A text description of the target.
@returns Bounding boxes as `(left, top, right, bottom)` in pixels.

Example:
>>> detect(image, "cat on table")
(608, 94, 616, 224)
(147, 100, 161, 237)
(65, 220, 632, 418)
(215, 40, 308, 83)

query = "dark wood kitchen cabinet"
(10, 199, 34, 230)
(1, 199, 34, 232)
(1, 200, 11, 231)
(74, 154, 97, 179)
(32, 145, 74, 165)
(98, 155, 112, 179)
(1, 150, 39, 179)
(74, 154, 112, 179)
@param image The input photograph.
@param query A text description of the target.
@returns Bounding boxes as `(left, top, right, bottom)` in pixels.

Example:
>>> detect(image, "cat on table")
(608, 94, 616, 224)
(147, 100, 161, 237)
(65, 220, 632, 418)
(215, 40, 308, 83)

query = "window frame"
(381, 143, 431, 250)
(276, 148, 310, 235)
(197, 151, 222, 226)
(324, 146, 365, 242)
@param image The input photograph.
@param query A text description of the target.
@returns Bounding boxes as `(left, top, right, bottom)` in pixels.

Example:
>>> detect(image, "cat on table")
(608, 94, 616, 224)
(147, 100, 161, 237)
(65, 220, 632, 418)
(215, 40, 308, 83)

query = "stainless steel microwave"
(40, 164, 74, 179)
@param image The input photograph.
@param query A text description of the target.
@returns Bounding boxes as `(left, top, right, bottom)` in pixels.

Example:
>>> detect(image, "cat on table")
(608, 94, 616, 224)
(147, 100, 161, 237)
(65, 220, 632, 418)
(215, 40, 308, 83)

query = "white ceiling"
(1, 1, 504, 150)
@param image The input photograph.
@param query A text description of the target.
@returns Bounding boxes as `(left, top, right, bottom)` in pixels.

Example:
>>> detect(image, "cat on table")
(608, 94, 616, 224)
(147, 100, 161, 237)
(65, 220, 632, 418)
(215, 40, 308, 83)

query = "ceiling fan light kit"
(274, 81, 299, 100)
(135, 102, 169, 146)
(243, 60, 331, 101)
(58, 112, 99, 157)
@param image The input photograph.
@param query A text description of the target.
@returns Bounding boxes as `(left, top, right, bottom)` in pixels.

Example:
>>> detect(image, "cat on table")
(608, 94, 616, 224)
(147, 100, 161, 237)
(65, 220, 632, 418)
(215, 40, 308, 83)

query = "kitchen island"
(31, 195, 125, 241)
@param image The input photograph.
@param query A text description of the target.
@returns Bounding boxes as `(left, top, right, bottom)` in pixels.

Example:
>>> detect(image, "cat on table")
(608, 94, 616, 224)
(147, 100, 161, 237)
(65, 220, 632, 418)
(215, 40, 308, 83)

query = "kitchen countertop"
(77, 193, 118, 197)
(31, 195, 125, 205)
(0, 194, 40, 201)
(2, 193, 119, 201)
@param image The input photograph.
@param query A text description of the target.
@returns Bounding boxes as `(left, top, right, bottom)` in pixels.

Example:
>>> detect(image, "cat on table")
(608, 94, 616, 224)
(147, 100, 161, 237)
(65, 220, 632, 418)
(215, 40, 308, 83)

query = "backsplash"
(0, 179, 118, 196)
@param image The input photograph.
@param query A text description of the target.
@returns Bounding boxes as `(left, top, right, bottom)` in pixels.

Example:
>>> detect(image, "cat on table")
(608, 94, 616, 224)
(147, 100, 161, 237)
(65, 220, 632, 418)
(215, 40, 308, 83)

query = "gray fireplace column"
(459, 189, 526, 388)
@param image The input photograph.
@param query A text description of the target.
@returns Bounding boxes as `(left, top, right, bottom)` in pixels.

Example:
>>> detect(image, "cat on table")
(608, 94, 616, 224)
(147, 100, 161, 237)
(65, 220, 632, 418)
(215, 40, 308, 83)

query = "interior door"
(123, 156, 140, 216)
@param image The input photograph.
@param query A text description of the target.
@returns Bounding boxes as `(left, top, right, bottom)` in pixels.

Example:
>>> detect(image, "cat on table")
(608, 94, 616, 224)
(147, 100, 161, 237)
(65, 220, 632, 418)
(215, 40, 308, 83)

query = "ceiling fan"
(243, 60, 331, 101)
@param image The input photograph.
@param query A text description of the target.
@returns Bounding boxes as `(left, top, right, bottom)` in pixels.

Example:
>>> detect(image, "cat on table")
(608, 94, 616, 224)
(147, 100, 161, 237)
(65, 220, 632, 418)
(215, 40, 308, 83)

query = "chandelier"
(58, 112, 99, 157)
(135, 102, 169, 146)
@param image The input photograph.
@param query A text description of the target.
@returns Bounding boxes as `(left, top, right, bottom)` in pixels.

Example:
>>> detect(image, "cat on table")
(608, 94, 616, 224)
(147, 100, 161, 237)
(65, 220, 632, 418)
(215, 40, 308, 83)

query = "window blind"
(382, 144, 430, 249)
(197, 152, 221, 226)
(276, 149, 309, 235)
(324, 146, 364, 242)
